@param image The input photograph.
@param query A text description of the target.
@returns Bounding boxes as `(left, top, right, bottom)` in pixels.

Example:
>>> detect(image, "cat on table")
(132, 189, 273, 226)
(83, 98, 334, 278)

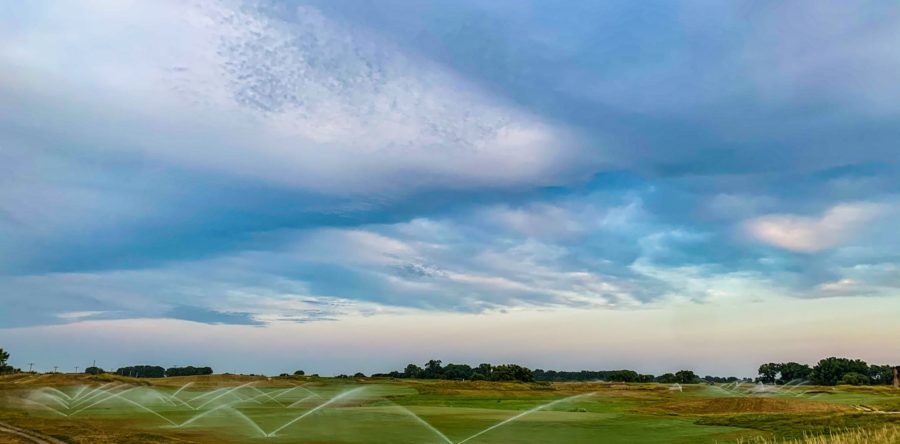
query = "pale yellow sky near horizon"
(4, 294, 898, 377)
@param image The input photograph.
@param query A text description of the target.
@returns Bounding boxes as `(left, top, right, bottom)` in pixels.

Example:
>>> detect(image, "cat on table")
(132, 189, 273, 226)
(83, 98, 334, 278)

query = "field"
(0, 374, 898, 443)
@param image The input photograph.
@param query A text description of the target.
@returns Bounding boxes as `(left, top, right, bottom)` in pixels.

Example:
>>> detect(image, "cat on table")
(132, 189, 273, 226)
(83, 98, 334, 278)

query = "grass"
(736, 425, 899, 444)
(0, 374, 898, 443)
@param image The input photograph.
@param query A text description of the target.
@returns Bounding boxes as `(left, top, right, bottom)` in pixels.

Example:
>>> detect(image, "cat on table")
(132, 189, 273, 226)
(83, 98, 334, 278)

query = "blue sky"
(1, 0, 899, 375)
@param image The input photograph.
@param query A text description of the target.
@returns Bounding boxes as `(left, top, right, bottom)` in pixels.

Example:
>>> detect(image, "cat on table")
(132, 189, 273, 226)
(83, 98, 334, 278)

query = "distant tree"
(868, 365, 894, 385)
(116, 365, 165, 378)
(424, 360, 444, 379)
(353, 372, 366, 378)
(638, 374, 656, 383)
(279, 373, 289, 377)
(674, 370, 698, 384)
(656, 373, 677, 384)
(404, 364, 424, 378)
(443, 363, 474, 380)
(84, 366, 104, 375)
(811, 357, 869, 386)
(294, 370, 305, 376)
(606, 370, 641, 382)
(777, 362, 812, 384)
(757, 363, 780, 384)
(477, 363, 493, 379)
(840, 372, 870, 386)
(0, 348, 10, 373)
(491, 364, 533, 382)
(165, 366, 213, 377)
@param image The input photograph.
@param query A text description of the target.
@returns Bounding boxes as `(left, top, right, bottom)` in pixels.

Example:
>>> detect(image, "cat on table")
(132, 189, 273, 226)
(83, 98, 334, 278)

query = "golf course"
(1, 373, 898, 443)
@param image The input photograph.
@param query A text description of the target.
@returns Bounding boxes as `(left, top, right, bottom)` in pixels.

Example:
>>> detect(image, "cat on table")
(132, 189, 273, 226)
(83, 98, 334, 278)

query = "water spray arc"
(456, 392, 596, 444)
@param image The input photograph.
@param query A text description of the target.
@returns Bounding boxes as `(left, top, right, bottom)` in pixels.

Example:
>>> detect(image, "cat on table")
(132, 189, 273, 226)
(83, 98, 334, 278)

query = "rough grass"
(736, 425, 900, 444)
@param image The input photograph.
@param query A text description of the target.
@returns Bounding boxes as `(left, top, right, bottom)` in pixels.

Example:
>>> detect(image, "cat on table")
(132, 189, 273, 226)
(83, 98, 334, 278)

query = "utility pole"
(74, 366, 79, 374)
(28, 363, 34, 373)
(893, 366, 899, 388)
(53, 366, 58, 373)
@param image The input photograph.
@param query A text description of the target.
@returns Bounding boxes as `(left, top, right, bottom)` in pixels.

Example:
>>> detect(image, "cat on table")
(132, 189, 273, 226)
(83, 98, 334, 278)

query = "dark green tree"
(294, 370, 305, 376)
(757, 363, 780, 384)
(810, 357, 869, 386)
(777, 362, 812, 384)
(443, 363, 473, 380)
(674, 370, 698, 384)
(655, 373, 677, 383)
(165, 366, 213, 377)
(84, 366, 105, 375)
(491, 364, 533, 382)
(404, 364, 424, 378)
(423, 360, 444, 379)
(868, 365, 894, 385)
(840, 372, 870, 385)
(116, 365, 166, 378)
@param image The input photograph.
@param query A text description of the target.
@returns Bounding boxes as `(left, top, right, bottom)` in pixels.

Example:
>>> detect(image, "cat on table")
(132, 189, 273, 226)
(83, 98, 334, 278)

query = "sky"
(1, 0, 899, 376)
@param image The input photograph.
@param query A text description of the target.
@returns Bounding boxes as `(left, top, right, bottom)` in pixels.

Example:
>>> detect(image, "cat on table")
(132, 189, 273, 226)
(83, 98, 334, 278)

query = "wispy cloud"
(744, 202, 884, 253)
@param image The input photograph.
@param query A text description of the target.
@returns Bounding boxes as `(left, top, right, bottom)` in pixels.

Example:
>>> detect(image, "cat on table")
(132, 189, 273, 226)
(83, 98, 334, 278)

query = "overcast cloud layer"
(2, 0, 899, 372)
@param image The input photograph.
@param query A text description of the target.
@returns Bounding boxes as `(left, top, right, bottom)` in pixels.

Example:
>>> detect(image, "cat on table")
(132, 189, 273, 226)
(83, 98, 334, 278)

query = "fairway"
(1, 374, 898, 443)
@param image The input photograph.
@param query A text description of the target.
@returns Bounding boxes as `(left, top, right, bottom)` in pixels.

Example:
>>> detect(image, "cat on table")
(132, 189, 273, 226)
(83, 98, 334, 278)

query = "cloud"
(166, 306, 263, 326)
(742, 1, 900, 114)
(744, 202, 884, 253)
(0, 0, 596, 195)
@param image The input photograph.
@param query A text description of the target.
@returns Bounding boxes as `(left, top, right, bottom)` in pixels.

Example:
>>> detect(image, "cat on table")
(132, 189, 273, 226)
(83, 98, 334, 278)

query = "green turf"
(1, 376, 898, 443)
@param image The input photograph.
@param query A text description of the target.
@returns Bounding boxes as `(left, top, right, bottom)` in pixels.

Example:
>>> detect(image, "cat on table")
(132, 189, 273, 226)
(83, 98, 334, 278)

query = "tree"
(84, 366, 104, 375)
(868, 365, 894, 385)
(404, 364, 424, 378)
(656, 373, 677, 383)
(778, 362, 812, 384)
(0, 348, 13, 374)
(353, 372, 366, 378)
(491, 364, 533, 382)
(165, 366, 213, 377)
(840, 372, 870, 386)
(294, 370, 305, 376)
(116, 365, 165, 378)
(810, 357, 869, 386)
(423, 360, 444, 379)
(443, 363, 474, 380)
(757, 363, 780, 384)
(674, 370, 698, 384)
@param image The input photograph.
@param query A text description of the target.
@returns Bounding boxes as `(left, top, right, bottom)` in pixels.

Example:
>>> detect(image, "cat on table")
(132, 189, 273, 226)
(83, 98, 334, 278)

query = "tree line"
(372, 360, 741, 384)
(373, 360, 536, 382)
(113, 365, 214, 378)
(757, 357, 897, 386)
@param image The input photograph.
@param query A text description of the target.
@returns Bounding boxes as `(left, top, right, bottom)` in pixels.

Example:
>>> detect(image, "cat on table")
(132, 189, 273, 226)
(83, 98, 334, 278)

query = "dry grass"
(736, 426, 900, 444)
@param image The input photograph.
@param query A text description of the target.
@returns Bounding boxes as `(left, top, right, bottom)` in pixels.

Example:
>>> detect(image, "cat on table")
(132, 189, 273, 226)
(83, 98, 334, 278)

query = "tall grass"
(736, 426, 899, 444)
